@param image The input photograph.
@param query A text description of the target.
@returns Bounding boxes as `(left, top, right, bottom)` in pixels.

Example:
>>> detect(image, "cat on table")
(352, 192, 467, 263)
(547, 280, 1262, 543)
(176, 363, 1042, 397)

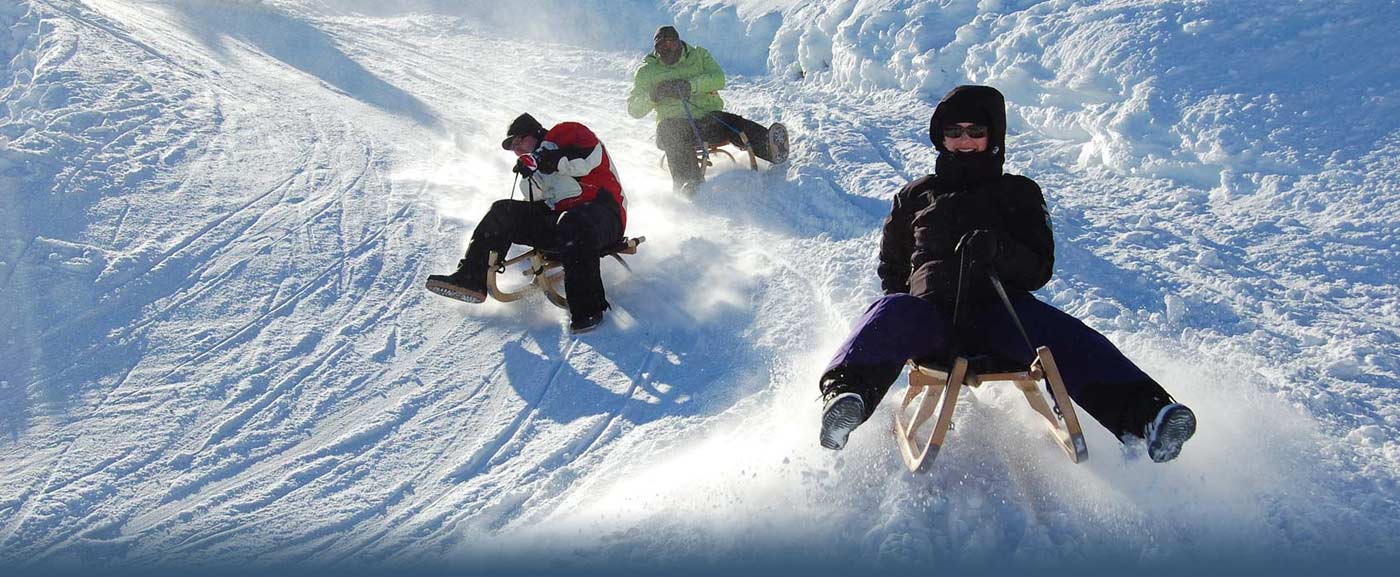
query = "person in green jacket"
(627, 26, 789, 194)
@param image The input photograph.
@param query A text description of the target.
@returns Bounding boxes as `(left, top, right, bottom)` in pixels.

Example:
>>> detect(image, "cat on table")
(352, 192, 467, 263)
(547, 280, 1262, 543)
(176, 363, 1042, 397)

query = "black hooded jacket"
(877, 85, 1054, 305)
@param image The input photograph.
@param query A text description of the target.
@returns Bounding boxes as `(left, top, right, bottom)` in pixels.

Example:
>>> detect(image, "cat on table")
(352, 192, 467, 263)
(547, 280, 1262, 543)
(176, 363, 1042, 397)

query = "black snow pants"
(657, 110, 773, 186)
(461, 197, 622, 319)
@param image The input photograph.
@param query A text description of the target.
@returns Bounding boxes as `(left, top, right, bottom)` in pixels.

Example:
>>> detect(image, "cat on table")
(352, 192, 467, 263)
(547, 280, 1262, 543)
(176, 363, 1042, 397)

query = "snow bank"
(409, 0, 1400, 186)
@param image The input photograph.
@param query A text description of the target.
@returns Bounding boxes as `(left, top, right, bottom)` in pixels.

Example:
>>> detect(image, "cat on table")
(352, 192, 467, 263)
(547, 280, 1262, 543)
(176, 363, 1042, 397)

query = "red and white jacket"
(518, 122, 626, 231)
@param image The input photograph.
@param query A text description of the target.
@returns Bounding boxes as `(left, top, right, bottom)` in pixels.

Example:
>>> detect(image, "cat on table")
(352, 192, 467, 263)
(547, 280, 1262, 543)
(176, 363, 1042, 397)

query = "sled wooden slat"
(487, 237, 645, 310)
(893, 346, 1088, 472)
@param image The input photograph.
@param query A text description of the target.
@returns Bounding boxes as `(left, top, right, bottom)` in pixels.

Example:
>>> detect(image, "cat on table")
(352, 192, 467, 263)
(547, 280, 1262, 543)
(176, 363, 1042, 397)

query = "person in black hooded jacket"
(819, 85, 1197, 463)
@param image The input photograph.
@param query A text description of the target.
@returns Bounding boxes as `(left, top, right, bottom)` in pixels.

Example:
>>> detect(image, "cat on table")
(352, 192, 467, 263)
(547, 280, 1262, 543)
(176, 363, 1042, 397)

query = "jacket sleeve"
(545, 123, 604, 178)
(994, 176, 1054, 292)
(627, 62, 657, 119)
(688, 47, 726, 96)
(877, 178, 931, 294)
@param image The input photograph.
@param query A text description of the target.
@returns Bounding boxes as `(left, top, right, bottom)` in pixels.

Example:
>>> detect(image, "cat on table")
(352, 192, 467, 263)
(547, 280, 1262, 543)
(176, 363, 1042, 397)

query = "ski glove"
(650, 79, 692, 102)
(513, 153, 539, 178)
(956, 229, 999, 265)
(534, 148, 564, 174)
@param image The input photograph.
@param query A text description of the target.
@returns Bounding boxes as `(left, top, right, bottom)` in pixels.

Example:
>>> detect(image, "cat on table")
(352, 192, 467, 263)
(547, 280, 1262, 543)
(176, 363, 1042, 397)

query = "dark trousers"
(657, 110, 772, 185)
(461, 198, 622, 318)
(823, 293, 1173, 440)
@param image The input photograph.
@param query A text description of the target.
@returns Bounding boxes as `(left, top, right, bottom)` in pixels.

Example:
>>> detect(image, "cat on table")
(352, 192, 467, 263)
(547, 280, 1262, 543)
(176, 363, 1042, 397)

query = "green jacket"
(627, 42, 726, 123)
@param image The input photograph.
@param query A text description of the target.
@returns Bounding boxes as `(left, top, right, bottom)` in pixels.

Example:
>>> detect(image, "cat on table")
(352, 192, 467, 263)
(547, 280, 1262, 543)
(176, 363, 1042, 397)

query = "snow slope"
(1, 0, 1397, 575)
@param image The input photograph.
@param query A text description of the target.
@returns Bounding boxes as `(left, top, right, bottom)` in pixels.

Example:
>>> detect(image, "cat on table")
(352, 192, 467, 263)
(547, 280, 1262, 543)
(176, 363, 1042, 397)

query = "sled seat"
(487, 236, 645, 309)
(893, 346, 1088, 473)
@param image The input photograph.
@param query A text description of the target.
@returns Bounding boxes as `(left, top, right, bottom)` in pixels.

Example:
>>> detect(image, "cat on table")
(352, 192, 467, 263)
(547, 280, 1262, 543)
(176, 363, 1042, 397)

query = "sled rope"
(946, 247, 973, 366)
(989, 271, 1036, 357)
(679, 91, 710, 165)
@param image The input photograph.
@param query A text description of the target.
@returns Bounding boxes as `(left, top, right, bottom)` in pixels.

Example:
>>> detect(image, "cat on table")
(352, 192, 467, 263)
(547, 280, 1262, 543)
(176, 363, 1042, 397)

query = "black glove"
(669, 78, 692, 99)
(650, 79, 691, 102)
(955, 229, 999, 265)
(534, 148, 564, 174)
(512, 153, 538, 178)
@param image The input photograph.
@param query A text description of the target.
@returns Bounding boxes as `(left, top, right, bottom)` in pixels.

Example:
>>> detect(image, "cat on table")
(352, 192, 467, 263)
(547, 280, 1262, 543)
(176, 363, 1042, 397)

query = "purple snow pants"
(823, 293, 1171, 439)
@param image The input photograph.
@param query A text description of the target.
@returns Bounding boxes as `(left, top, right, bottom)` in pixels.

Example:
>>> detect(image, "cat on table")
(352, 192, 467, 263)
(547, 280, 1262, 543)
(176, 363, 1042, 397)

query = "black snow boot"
(425, 259, 487, 304)
(569, 309, 606, 334)
(1145, 403, 1196, 463)
(819, 374, 868, 451)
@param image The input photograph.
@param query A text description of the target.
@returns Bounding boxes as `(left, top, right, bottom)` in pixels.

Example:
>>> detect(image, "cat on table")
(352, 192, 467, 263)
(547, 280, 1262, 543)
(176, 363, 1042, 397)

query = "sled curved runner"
(486, 236, 645, 309)
(893, 346, 1088, 473)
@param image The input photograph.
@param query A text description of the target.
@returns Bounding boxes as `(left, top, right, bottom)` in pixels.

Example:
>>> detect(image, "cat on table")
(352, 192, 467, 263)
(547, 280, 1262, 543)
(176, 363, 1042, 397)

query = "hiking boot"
(819, 392, 865, 450)
(569, 310, 606, 334)
(424, 259, 486, 304)
(1145, 403, 1196, 462)
(766, 122, 789, 165)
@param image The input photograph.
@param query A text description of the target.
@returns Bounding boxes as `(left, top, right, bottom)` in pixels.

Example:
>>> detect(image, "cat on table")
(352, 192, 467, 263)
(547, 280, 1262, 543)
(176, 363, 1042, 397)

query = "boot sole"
(425, 279, 486, 304)
(1148, 405, 1196, 462)
(767, 123, 789, 165)
(820, 395, 864, 450)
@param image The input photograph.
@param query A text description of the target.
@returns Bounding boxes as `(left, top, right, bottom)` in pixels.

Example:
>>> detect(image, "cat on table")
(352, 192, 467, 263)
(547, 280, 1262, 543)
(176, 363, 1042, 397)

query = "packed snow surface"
(2, 0, 1397, 575)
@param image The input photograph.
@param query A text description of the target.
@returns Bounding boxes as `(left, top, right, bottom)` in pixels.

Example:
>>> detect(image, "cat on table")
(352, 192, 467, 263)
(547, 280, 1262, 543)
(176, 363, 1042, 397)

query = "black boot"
(425, 258, 487, 303)
(569, 309, 607, 334)
(1145, 403, 1197, 463)
(819, 373, 869, 451)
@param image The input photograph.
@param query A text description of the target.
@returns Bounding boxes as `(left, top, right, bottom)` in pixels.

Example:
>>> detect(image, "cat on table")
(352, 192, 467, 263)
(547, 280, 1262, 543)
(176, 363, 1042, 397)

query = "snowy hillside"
(2, 0, 1397, 575)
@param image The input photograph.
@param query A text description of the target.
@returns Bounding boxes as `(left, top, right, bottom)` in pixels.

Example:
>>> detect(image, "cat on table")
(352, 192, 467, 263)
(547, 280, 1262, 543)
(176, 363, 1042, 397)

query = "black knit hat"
(654, 25, 680, 41)
(501, 113, 544, 150)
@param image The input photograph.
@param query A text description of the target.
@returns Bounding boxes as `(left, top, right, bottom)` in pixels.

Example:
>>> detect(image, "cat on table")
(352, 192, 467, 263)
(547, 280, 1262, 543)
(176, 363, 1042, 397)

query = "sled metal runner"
(486, 236, 645, 309)
(893, 346, 1088, 473)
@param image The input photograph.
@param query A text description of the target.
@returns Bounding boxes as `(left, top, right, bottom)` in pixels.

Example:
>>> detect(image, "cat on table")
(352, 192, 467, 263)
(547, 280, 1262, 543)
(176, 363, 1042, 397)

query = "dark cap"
(501, 113, 544, 150)
(654, 25, 680, 41)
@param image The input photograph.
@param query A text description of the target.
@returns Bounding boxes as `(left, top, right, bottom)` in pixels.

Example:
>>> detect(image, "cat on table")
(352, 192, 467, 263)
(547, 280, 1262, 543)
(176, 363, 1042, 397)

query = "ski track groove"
(0, 359, 140, 549)
(315, 351, 514, 564)
(128, 343, 357, 533)
(0, 237, 36, 291)
(362, 339, 588, 557)
(447, 338, 581, 484)
(143, 200, 407, 389)
(118, 205, 424, 546)
(25, 155, 310, 358)
(478, 335, 665, 533)
(163, 322, 503, 563)
(109, 201, 132, 246)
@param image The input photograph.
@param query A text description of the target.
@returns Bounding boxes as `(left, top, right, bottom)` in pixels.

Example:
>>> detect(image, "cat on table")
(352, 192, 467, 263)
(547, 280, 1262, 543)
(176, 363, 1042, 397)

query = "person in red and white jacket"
(427, 114, 625, 333)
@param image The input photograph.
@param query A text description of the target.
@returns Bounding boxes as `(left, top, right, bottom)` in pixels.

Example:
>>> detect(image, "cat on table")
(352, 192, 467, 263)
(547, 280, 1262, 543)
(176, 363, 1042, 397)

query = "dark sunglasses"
(942, 124, 989, 139)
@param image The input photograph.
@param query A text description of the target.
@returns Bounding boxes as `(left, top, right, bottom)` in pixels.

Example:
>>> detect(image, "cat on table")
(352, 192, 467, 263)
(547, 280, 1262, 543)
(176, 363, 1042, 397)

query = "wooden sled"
(660, 131, 760, 177)
(892, 346, 1089, 473)
(486, 236, 645, 309)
